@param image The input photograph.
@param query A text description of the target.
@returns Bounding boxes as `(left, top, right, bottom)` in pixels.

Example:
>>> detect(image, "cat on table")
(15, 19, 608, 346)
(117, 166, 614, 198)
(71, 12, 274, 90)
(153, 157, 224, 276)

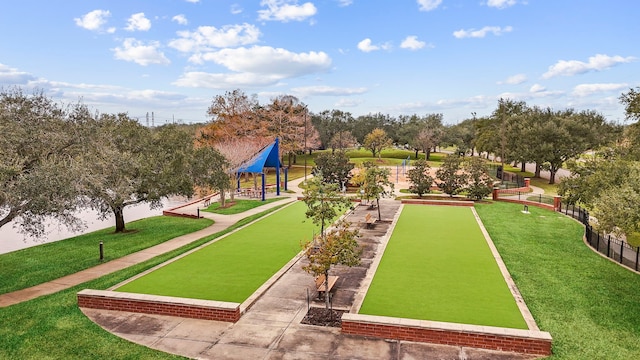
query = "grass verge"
(0, 205, 284, 359)
(475, 202, 640, 359)
(359, 205, 527, 329)
(202, 197, 286, 215)
(0, 216, 213, 294)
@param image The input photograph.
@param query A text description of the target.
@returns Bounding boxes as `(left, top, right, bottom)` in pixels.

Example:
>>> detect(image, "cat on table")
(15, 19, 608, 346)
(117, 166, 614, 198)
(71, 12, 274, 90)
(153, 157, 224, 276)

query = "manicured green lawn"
(202, 197, 286, 215)
(476, 202, 640, 359)
(359, 204, 527, 329)
(116, 201, 318, 302)
(0, 216, 213, 294)
(0, 206, 283, 360)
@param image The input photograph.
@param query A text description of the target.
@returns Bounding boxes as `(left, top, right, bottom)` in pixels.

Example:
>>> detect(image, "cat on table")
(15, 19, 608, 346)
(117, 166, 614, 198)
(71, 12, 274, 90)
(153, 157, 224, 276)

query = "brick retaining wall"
(77, 289, 241, 322)
(341, 313, 552, 356)
(401, 199, 475, 207)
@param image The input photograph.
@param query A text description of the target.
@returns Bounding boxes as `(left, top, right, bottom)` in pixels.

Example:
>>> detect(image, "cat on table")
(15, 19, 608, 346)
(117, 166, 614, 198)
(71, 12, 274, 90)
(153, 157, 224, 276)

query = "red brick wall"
(495, 198, 555, 211)
(401, 199, 475, 207)
(77, 290, 240, 323)
(341, 319, 551, 356)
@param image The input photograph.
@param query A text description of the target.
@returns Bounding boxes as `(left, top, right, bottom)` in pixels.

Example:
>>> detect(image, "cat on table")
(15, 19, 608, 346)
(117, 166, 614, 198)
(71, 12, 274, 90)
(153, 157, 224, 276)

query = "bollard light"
(99, 241, 104, 261)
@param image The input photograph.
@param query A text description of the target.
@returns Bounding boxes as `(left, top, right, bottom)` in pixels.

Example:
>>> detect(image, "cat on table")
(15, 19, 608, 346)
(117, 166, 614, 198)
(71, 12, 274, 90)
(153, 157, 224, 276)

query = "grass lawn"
(359, 205, 527, 329)
(0, 206, 283, 360)
(0, 216, 213, 294)
(475, 202, 640, 359)
(116, 201, 318, 302)
(202, 197, 286, 215)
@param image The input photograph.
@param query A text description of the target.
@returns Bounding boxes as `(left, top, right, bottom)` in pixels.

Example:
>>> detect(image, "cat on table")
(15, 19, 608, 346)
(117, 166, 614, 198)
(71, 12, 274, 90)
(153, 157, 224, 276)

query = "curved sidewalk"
(0, 186, 302, 308)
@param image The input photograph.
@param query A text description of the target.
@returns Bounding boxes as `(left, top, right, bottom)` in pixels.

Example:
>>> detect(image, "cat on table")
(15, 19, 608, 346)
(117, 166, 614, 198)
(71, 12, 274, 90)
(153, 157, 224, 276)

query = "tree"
(463, 157, 493, 200)
(312, 151, 354, 188)
(620, 87, 640, 122)
(261, 95, 310, 166)
(311, 109, 352, 150)
(406, 159, 433, 197)
(302, 220, 361, 309)
(0, 88, 88, 237)
(361, 162, 394, 220)
(411, 114, 444, 160)
(363, 128, 392, 158)
(81, 116, 195, 233)
(190, 146, 230, 205)
(302, 174, 352, 238)
(328, 130, 357, 152)
(436, 155, 465, 197)
(205, 89, 262, 141)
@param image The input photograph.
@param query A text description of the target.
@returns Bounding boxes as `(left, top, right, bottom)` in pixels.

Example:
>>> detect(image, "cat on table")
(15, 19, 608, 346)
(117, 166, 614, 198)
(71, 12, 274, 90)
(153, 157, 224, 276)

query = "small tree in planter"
(407, 159, 434, 197)
(302, 221, 361, 310)
(436, 155, 466, 197)
(361, 161, 394, 220)
(302, 172, 352, 238)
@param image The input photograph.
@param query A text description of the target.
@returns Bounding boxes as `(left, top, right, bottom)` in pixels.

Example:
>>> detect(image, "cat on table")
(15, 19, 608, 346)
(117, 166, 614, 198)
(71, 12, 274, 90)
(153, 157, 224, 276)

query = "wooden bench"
(315, 274, 339, 299)
(364, 213, 376, 228)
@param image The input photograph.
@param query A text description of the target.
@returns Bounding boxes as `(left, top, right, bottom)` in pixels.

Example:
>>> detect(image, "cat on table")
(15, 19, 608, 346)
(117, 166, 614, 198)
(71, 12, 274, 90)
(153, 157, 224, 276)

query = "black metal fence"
(559, 203, 640, 272)
(487, 164, 525, 188)
(495, 191, 555, 206)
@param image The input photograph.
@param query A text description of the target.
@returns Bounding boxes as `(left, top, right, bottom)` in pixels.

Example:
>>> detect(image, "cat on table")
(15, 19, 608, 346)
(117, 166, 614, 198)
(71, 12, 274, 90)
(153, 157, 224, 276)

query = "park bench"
(315, 274, 339, 299)
(364, 213, 376, 228)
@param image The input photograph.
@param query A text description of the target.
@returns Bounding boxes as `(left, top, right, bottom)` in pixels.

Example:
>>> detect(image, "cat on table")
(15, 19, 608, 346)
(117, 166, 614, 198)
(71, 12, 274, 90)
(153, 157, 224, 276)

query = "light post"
(304, 105, 308, 183)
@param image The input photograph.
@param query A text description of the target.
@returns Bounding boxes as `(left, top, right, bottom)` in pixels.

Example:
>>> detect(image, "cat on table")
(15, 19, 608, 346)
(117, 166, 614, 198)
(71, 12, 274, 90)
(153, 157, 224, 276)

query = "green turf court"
(115, 201, 317, 303)
(359, 204, 528, 329)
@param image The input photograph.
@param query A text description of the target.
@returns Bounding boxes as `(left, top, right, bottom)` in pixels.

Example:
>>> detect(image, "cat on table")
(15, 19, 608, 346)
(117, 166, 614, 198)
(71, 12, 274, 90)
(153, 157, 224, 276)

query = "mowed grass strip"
(116, 201, 316, 303)
(359, 205, 527, 329)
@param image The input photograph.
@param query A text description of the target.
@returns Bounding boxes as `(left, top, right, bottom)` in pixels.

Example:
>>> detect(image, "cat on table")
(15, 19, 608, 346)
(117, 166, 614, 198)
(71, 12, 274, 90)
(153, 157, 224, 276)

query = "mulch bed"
(301, 307, 346, 328)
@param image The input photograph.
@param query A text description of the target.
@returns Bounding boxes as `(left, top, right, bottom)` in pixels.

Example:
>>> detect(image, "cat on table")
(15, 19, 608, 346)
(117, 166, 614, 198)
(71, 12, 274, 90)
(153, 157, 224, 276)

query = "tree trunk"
(549, 169, 556, 184)
(114, 206, 125, 233)
(376, 197, 381, 220)
(220, 189, 226, 207)
(414, 149, 418, 159)
(425, 149, 431, 160)
(534, 162, 541, 178)
(520, 162, 526, 172)
(324, 269, 330, 310)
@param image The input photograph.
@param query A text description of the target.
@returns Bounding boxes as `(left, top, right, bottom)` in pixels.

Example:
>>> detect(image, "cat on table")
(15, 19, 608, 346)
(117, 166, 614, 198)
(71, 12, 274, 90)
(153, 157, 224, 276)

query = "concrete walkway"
(0, 179, 304, 308)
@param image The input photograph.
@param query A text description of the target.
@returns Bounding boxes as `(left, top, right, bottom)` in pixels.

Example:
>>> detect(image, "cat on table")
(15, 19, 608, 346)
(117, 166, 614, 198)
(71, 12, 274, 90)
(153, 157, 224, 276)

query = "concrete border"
(401, 199, 475, 206)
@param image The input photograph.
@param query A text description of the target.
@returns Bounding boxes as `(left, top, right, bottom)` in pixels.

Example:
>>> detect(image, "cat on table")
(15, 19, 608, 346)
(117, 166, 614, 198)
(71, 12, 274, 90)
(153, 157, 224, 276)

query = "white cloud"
(125, 13, 151, 32)
(197, 46, 331, 76)
(291, 85, 368, 97)
(400, 35, 428, 50)
(74, 9, 111, 32)
(0, 63, 37, 84)
(172, 14, 188, 25)
(417, 0, 442, 11)
(174, 46, 332, 89)
(357, 39, 378, 52)
(543, 54, 635, 79)
(357, 38, 391, 52)
(572, 83, 629, 97)
(337, 0, 353, 6)
(486, 0, 516, 9)
(231, 4, 243, 14)
(498, 73, 527, 85)
(335, 98, 364, 108)
(112, 38, 170, 66)
(453, 26, 513, 38)
(530, 84, 546, 93)
(185, 0, 200, 3)
(258, 0, 317, 22)
(169, 24, 261, 53)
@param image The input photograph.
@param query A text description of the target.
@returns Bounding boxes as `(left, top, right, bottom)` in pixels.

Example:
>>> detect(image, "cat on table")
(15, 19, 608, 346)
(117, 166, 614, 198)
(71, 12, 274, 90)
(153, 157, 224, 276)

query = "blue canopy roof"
(236, 138, 280, 174)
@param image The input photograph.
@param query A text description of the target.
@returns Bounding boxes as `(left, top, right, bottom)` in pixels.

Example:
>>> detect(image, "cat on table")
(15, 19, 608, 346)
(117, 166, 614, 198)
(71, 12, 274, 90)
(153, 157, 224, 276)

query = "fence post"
(636, 247, 639, 271)
(596, 231, 600, 252)
(607, 236, 611, 257)
(620, 241, 624, 264)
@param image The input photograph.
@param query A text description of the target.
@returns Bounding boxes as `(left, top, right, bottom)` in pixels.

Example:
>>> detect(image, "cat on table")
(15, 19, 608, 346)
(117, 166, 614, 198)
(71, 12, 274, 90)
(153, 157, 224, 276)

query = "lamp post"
(304, 105, 308, 183)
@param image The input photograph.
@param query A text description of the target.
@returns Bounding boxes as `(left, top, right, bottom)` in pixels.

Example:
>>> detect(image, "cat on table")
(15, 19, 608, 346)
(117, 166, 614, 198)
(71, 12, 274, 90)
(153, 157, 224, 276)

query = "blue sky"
(0, 0, 638, 125)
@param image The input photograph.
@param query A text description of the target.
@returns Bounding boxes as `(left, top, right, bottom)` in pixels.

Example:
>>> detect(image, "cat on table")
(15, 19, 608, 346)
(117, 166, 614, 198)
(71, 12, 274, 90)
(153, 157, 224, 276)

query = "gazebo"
(235, 138, 288, 201)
